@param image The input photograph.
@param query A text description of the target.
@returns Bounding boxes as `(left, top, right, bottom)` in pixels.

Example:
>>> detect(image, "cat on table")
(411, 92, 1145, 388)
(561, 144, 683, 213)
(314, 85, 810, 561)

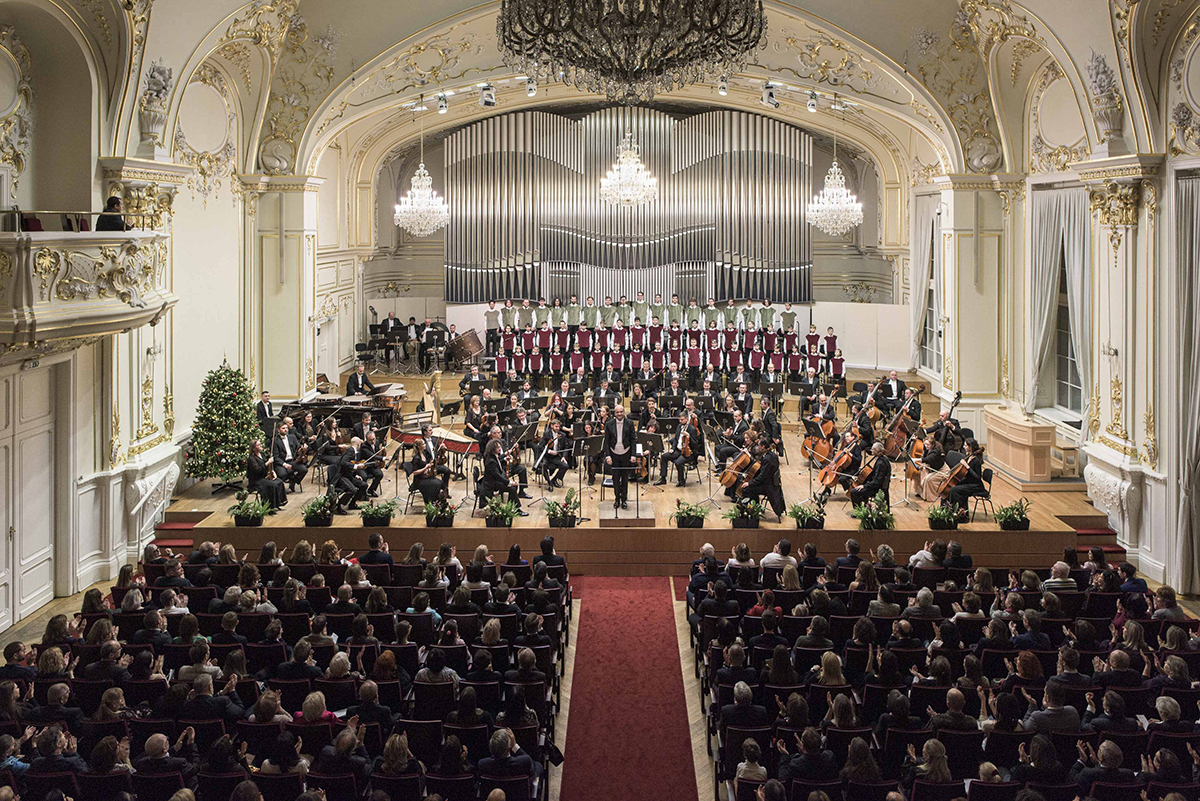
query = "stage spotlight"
(761, 84, 780, 109)
(717, 76, 728, 96)
(526, 78, 537, 97)
(437, 93, 448, 114)
(807, 92, 819, 112)
(478, 84, 497, 108)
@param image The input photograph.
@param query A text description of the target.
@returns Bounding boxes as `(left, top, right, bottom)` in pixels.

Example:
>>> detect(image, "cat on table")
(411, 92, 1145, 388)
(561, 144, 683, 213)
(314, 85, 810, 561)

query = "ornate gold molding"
(1000, 354, 1009, 398)
(127, 431, 169, 458)
(1105, 376, 1129, 440)
(0, 251, 13, 296)
(33, 249, 60, 301)
(163, 387, 175, 438)
(1089, 180, 1140, 227)
(1086, 383, 1102, 439)
(1143, 404, 1158, 471)
(943, 356, 954, 391)
(109, 409, 123, 470)
(136, 372, 158, 440)
(1098, 434, 1141, 461)
(305, 358, 316, 392)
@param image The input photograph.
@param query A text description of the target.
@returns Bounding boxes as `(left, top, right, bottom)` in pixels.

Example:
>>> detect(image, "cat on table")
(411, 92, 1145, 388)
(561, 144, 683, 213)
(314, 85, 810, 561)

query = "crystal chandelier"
(497, 0, 767, 104)
(394, 102, 450, 237)
(600, 131, 658, 207)
(807, 125, 862, 237)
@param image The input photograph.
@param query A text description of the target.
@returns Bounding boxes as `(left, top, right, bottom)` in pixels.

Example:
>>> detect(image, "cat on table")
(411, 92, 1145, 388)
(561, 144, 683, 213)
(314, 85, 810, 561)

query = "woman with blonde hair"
(93, 687, 128, 721)
(218, 544, 240, 565)
(375, 731, 421, 776)
(345, 564, 371, 588)
(471, 545, 492, 566)
(902, 739, 952, 793)
(36, 647, 71, 682)
(294, 691, 337, 723)
(324, 651, 361, 681)
(403, 543, 425, 566)
(813, 651, 845, 686)
(780, 563, 802, 591)
(319, 540, 352, 565)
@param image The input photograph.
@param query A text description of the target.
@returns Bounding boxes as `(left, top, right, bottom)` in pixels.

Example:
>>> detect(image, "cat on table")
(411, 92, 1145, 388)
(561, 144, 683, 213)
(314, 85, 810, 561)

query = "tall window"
(1055, 256, 1082, 413)
(919, 283, 942, 372)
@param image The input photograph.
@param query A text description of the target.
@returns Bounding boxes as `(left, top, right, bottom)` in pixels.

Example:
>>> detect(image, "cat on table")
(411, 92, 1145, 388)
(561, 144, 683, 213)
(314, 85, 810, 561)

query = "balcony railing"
(0, 229, 178, 348)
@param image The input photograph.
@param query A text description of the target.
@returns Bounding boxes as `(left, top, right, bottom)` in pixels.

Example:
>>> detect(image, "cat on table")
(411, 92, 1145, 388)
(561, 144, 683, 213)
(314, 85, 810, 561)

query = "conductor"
(604, 404, 636, 510)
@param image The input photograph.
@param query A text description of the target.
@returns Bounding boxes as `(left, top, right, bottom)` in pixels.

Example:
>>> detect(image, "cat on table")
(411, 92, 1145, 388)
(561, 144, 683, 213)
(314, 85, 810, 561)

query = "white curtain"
(1025, 190, 1067, 414)
(909, 194, 940, 368)
(1061, 187, 1092, 433)
(1174, 177, 1200, 594)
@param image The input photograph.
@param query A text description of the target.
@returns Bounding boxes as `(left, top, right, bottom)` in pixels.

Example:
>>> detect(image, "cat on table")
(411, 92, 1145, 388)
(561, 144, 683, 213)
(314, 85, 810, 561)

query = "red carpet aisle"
(559, 577, 699, 801)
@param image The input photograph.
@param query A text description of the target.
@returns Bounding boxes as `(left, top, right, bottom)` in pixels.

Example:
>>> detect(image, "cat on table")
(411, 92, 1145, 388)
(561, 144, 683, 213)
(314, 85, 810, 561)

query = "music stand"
(659, 396, 683, 414)
(697, 422, 724, 508)
(468, 380, 491, 398)
(637, 379, 659, 397)
(799, 417, 829, 504)
(637, 431, 664, 496)
(713, 410, 734, 430)
(694, 394, 715, 414)
(893, 428, 924, 510)
(630, 399, 647, 417)
(483, 399, 506, 414)
(574, 435, 601, 509)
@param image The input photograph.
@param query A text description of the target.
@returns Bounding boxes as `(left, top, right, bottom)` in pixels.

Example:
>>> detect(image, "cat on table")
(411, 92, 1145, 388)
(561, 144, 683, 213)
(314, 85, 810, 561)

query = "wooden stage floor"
(170, 423, 1103, 577)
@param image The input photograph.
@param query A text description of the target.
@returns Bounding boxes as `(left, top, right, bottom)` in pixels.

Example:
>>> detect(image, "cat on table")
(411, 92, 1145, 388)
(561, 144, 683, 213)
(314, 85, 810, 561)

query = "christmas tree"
(185, 360, 259, 484)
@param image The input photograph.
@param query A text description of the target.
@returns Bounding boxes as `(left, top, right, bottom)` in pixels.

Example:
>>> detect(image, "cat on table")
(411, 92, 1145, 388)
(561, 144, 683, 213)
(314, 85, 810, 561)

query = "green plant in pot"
(787, 496, 826, 530)
(926, 503, 959, 531)
(722, 499, 767, 529)
(849, 490, 895, 531)
(302, 493, 335, 527)
(359, 498, 399, 527)
(670, 499, 709, 528)
(423, 493, 456, 527)
(228, 491, 271, 527)
(994, 497, 1032, 531)
(544, 488, 580, 528)
(484, 495, 521, 527)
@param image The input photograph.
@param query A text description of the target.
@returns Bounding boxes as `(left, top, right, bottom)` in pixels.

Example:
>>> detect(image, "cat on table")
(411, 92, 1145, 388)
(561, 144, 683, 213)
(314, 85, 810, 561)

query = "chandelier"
(394, 101, 450, 237)
(497, 0, 767, 104)
(807, 125, 862, 237)
(600, 131, 658, 206)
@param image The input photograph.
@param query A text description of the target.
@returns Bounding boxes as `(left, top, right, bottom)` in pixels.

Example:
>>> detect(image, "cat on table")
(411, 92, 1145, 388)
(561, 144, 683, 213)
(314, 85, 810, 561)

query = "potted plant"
(227, 491, 270, 527)
(994, 497, 1032, 531)
(302, 494, 335, 527)
(926, 503, 959, 531)
(850, 490, 896, 531)
(423, 494, 456, 527)
(545, 488, 581, 528)
(360, 499, 399, 528)
(722, 499, 767, 529)
(787, 496, 826, 530)
(484, 495, 521, 528)
(670, 499, 709, 529)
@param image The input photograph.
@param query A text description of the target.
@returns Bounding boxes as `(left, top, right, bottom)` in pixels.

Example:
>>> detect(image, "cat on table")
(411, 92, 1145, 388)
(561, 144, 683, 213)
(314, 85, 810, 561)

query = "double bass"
(801, 386, 839, 465)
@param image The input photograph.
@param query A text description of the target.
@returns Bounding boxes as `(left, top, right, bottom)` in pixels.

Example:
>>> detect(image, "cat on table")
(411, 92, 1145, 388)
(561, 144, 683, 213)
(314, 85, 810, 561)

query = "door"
(10, 368, 54, 621)
(317, 319, 337, 384)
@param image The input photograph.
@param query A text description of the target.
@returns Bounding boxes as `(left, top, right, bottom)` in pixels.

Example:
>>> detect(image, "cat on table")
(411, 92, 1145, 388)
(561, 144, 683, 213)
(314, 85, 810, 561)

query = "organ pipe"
(443, 106, 812, 303)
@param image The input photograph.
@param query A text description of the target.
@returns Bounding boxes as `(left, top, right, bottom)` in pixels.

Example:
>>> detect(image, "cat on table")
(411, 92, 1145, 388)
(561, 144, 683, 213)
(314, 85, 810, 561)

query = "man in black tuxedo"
(732, 383, 753, 415)
(656, 410, 698, 488)
(347, 681, 397, 734)
(352, 412, 376, 441)
(848, 442, 891, 506)
(600, 365, 621, 391)
(537, 418, 571, 487)
(480, 438, 528, 514)
(740, 440, 785, 518)
(271, 421, 307, 492)
(255, 390, 274, 438)
(81, 640, 132, 683)
(637, 397, 660, 430)
(759, 396, 781, 448)
(347, 364, 375, 396)
(811, 393, 837, 423)
(713, 409, 748, 469)
(883, 370, 908, 411)
(358, 431, 385, 497)
(330, 437, 368, 512)
(898, 387, 921, 420)
(799, 368, 821, 412)
(604, 404, 637, 509)
(418, 316, 439, 371)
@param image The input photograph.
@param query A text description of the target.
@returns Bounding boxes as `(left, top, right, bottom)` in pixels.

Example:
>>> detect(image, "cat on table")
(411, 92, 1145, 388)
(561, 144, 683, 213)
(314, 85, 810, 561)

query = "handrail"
(0, 208, 161, 231)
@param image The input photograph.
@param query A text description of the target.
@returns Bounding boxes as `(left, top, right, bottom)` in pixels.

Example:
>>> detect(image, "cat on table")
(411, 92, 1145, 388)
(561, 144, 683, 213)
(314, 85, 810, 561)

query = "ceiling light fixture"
(808, 96, 863, 237)
(807, 91, 818, 113)
(437, 94, 448, 114)
(497, 0, 767, 104)
(718, 76, 729, 96)
(394, 98, 450, 238)
(600, 131, 658, 207)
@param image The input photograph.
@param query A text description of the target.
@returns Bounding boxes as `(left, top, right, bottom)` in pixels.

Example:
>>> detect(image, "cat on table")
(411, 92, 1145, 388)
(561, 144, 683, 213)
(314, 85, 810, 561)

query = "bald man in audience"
(927, 688, 980, 732)
(132, 728, 199, 788)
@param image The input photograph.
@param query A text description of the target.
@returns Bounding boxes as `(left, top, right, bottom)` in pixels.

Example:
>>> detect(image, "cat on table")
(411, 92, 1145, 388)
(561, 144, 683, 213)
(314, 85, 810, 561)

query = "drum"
(445, 328, 484, 363)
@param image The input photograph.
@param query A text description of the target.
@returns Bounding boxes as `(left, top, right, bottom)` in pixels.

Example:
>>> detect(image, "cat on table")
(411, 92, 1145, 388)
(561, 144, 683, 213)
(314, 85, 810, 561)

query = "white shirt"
(613, 420, 628, 455)
(282, 437, 293, 460)
(760, 552, 797, 569)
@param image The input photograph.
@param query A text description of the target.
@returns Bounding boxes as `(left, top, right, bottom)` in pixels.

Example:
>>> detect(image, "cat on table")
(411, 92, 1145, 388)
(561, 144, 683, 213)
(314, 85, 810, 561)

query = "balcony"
(0, 230, 177, 361)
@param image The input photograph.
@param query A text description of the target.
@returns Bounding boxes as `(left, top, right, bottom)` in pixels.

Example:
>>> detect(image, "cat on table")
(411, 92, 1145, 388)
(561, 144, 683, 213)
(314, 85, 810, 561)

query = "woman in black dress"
(247, 440, 287, 510)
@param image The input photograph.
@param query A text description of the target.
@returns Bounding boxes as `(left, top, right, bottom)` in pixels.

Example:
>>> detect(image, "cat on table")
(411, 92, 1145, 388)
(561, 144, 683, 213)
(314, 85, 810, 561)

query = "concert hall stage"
(166, 460, 1105, 576)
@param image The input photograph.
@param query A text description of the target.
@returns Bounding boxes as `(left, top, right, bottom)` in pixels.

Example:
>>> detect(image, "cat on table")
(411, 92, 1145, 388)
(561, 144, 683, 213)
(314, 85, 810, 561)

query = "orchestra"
(235, 295, 988, 530)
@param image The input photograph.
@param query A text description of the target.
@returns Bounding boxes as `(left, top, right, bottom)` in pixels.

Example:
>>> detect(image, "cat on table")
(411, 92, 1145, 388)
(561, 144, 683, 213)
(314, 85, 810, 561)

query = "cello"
(817, 428, 860, 492)
(863, 379, 888, 426)
(801, 386, 839, 465)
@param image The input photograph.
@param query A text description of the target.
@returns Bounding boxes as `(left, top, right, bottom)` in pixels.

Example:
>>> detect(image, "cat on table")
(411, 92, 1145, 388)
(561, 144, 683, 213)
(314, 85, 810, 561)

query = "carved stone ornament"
(1086, 51, 1125, 148)
(0, 25, 33, 191)
(139, 58, 173, 146)
(50, 241, 158, 308)
(1088, 180, 1139, 228)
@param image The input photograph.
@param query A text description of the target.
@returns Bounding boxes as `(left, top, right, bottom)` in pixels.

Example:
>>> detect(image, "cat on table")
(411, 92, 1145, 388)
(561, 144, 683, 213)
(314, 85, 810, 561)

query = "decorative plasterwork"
(136, 372, 158, 440)
(314, 294, 338, 323)
(1143, 405, 1158, 470)
(1168, 10, 1200, 155)
(40, 240, 163, 308)
(138, 58, 172, 146)
(126, 0, 153, 67)
(174, 64, 238, 204)
(218, 0, 300, 63)
(219, 42, 255, 92)
(258, 18, 341, 175)
(70, 0, 113, 46)
(1085, 52, 1124, 145)
(0, 333, 104, 369)
(1089, 179, 1140, 227)
(109, 409, 123, 470)
(1086, 383, 1103, 439)
(1106, 376, 1129, 439)
(1110, 0, 1139, 68)
(955, 0, 1043, 59)
(1010, 39, 1042, 86)
(0, 26, 33, 191)
(1030, 63, 1090, 174)
(911, 18, 1003, 173)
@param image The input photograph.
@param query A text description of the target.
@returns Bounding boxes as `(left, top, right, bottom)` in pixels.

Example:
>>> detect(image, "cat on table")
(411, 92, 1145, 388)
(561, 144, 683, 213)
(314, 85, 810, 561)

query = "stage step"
(153, 520, 197, 551)
(1076, 527, 1125, 560)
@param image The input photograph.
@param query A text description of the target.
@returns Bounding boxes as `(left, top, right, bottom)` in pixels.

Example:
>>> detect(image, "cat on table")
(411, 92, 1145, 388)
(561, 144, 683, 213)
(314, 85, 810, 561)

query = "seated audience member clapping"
(777, 726, 837, 784)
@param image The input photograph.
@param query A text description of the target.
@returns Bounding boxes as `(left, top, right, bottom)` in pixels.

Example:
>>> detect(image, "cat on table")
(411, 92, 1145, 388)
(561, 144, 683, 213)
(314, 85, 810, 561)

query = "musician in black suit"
(604, 404, 637, 509)
(459, 365, 484, 396)
(848, 402, 875, 448)
(408, 424, 447, 502)
(798, 369, 821, 412)
(270, 422, 308, 492)
(899, 388, 921, 421)
(358, 431, 385, 496)
(537, 418, 571, 487)
(849, 442, 892, 506)
(811, 393, 837, 423)
(759, 396, 781, 448)
(740, 441, 785, 518)
(883, 370, 908, 411)
(347, 364, 375, 395)
(600, 366, 621, 390)
(247, 440, 286, 509)
(480, 439, 528, 514)
(352, 412, 377, 441)
(714, 409, 749, 468)
(928, 409, 961, 451)
(637, 398, 660, 430)
(418, 316, 439, 371)
(732, 383, 754, 416)
(594, 379, 619, 405)
(943, 438, 986, 517)
(255, 391, 275, 437)
(655, 410, 698, 487)
(818, 429, 864, 502)
(330, 437, 368, 512)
